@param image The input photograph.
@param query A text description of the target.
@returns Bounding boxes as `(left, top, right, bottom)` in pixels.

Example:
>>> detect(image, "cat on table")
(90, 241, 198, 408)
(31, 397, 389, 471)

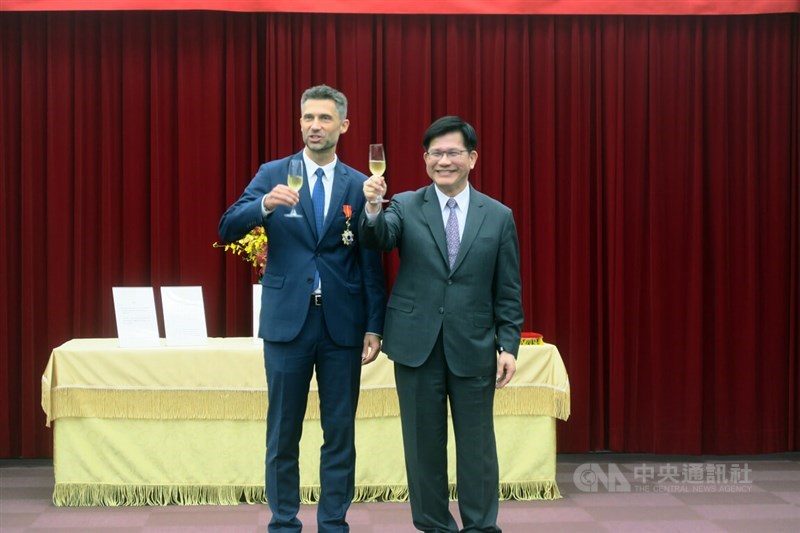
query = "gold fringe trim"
(494, 386, 570, 421)
(47, 385, 568, 423)
(299, 485, 412, 504)
(498, 480, 562, 500)
(300, 481, 560, 504)
(53, 483, 266, 507)
(48, 389, 268, 421)
(53, 481, 560, 507)
(351, 388, 401, 419)
(447, 481, 561, 501)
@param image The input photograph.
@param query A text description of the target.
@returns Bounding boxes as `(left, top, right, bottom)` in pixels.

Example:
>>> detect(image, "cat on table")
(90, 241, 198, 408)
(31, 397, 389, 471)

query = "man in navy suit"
(219, 85, 386, 533)
(360, 116, 523, 532)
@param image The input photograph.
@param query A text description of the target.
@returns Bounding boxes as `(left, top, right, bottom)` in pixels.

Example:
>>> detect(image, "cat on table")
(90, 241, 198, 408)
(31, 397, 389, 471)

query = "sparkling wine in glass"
(369, 144, 388, 203)
(285, 159, 304, 218)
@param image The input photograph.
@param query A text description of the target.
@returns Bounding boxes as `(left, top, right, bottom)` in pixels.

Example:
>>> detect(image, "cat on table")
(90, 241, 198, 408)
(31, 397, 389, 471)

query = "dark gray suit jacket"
(360, 183, 523, 376)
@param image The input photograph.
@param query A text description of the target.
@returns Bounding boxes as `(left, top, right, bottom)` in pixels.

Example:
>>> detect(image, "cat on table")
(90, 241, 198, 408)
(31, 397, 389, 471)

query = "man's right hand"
(363, 175, 387, 214)
(263, 184, 300, 212)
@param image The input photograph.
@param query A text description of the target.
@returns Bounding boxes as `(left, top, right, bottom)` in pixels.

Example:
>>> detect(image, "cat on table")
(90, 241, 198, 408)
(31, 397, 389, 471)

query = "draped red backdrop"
(1, 10, 798, 458)
(3, 0, 800, 15)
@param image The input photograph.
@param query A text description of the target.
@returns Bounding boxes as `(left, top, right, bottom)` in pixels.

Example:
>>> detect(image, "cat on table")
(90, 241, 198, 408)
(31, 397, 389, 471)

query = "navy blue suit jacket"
(219, 152, 386, 347)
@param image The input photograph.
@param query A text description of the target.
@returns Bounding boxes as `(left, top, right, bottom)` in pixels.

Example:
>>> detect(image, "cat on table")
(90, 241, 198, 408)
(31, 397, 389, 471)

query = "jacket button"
(438, 307, 444, 314)
(447, 280, 453, 285)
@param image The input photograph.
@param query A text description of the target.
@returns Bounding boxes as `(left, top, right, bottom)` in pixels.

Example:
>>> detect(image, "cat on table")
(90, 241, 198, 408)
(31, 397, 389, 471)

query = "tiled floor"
(1, 454, 798, 532)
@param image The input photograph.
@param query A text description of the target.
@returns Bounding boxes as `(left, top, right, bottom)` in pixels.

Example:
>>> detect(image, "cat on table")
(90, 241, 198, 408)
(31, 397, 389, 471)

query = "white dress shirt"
(433, 184, 469, 240)
(260, 153, 338, 218)
(303, 153, 337, 220)
(365, 183, 470, 240)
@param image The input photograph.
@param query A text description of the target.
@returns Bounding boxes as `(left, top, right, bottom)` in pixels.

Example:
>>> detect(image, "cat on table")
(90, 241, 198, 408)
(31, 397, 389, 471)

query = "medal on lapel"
(341, 205, 354, 246)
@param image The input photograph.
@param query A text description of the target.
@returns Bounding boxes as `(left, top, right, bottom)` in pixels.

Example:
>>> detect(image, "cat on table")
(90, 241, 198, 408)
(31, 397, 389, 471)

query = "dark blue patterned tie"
(312, 168, 325, 290)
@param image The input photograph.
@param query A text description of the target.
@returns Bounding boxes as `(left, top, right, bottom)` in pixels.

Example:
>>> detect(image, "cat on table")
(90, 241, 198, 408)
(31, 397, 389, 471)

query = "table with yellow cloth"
(41, 338, 570, 507)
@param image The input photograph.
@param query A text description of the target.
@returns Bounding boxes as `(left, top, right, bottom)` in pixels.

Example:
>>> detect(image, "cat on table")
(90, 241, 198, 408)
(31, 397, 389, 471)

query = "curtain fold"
(1, 11, 798, 457)
(3, 1, 800, 15)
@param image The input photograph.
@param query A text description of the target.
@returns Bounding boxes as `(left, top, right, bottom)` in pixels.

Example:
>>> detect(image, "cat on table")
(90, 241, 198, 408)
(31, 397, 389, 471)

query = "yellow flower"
(214, 226, 268, 278)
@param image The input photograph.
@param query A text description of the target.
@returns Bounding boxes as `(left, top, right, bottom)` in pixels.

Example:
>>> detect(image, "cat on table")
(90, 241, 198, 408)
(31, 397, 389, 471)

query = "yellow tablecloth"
(41, 338, 570, 506)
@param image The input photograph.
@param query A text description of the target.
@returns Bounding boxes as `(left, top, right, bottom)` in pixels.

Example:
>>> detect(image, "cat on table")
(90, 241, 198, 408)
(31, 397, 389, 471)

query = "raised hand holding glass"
(284, 159, 304, 218)
(369, 144, 389, 203)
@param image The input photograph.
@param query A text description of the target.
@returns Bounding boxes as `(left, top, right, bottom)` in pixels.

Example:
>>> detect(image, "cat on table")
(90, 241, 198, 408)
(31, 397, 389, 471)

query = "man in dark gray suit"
(359, 116, 523, 532)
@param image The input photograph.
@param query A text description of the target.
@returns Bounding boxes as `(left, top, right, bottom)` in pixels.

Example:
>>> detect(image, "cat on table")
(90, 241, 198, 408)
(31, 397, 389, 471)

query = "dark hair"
(422, 116, 478, 152)
(300, 85, 348, 120)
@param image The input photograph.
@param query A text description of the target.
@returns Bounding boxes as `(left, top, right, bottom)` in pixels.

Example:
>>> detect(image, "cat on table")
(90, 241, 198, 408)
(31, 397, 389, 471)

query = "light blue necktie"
(446, 198, 460, 268)
(312, 168, 325, 290)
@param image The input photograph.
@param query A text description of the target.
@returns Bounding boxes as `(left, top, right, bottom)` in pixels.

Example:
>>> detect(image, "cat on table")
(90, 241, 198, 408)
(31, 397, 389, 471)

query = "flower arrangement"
(214, 226, 268, 279)
(520, 332, 544, 345)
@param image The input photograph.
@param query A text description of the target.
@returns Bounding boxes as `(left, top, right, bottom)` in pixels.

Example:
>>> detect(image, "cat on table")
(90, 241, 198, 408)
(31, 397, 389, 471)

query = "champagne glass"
(369, 144, 388, 203)
(285, 159, 304, 218)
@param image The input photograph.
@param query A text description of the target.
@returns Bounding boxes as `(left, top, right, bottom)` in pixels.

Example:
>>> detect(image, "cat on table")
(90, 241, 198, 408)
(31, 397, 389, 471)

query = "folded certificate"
(160, 286, 208, 346)
(112, 287, 160, 348)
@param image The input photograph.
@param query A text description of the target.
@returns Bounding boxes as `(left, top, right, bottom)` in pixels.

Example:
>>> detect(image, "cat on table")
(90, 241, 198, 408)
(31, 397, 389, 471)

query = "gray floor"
(1, 454, 798, 532)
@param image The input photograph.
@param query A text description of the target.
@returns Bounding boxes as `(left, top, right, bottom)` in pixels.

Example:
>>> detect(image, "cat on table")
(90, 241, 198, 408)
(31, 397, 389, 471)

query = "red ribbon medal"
(341, 205, 354, 245)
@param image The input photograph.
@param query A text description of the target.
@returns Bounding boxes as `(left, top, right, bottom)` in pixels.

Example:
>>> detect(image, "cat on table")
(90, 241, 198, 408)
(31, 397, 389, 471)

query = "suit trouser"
(394, 331, 501, 533)
(262, 305, 362, 533)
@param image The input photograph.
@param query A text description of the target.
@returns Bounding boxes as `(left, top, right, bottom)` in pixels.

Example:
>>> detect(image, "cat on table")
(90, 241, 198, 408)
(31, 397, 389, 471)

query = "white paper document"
(112, 287, 160, 348)
(160, 286, 208, 346)
(253, 284, 262, 344)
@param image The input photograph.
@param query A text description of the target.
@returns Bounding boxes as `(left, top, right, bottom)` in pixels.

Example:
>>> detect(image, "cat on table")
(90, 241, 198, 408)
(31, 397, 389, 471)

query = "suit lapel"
(450, 185, 486, 273)
(292, 152, 348, 242)
(422, 185, 450, 268)
(321, 163, 349, 242)
(293, 154, 318, 238)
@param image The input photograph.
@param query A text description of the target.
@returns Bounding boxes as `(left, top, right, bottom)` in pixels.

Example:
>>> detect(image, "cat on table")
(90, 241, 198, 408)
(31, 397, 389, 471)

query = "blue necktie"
(312, 168, 325, 290)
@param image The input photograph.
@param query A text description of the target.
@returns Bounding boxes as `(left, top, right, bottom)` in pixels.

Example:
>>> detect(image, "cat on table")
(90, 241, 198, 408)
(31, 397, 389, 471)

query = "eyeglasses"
(425, 149, 469, 161)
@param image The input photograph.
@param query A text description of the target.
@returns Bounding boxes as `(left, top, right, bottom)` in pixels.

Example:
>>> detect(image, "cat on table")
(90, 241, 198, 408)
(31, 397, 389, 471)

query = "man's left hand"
(361, 333, 382, 365)
(496, 352, 516, 389)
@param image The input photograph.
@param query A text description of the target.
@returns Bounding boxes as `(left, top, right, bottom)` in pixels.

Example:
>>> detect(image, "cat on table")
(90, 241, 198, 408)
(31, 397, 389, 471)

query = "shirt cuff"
(261, 194, 274, 217)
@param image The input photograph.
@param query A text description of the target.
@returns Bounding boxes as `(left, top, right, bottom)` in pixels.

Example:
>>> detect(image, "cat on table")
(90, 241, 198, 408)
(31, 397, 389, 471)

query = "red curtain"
(3, 0, 799, 15)
(1, 11, 798, 457)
